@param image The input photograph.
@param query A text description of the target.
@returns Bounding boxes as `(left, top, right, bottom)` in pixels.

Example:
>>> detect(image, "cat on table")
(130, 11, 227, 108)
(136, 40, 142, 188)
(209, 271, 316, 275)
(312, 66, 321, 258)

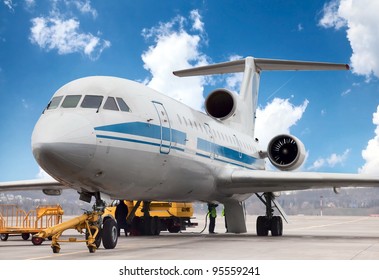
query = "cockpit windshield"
(116, 97, 131, 112)
(103, 97, 119, 111)
(45, 94, 131, 113)
(81, 95, 103, 109)
(46, 96, 63, 110)
(61, 95, 82, 108)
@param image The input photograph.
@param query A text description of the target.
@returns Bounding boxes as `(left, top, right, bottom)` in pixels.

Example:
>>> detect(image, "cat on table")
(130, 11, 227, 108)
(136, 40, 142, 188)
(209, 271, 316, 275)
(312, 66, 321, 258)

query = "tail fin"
(173, 57, 349, 137)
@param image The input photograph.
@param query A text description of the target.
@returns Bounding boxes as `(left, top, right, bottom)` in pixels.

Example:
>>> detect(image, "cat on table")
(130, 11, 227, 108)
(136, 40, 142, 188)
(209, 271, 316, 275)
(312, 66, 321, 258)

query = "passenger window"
(116, 98, 131, 112)
(177, 114, 182, 125)
(47, 96, 63, 110)
(81, 95, 103, 109)
(103, 97, 119, 111)
(61, 95, 82, 108)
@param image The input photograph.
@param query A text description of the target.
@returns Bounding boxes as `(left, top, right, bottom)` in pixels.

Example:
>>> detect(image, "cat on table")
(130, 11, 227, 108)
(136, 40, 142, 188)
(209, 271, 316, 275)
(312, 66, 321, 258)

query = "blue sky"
(1, 0, 379, 181)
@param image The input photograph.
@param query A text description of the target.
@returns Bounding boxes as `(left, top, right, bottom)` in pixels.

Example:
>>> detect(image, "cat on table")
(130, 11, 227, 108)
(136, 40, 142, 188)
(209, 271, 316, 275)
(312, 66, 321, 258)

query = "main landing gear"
(255, 192, 284, 237)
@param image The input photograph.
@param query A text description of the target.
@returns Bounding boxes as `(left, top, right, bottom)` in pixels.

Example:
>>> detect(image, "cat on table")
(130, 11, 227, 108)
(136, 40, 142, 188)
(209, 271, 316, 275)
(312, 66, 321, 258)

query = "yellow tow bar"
(32, 210, 102, 253)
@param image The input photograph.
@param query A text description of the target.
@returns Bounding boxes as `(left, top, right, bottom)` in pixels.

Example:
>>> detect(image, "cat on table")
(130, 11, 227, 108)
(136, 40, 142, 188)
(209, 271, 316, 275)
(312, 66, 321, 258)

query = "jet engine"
(205, 89, 237, 120)
(267, 134, 306, 171)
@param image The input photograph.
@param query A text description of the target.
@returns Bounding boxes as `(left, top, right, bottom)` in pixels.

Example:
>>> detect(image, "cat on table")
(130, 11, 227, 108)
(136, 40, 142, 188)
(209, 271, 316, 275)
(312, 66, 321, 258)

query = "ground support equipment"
(32, 206, 117, 253)
(0, 204, 63, 241)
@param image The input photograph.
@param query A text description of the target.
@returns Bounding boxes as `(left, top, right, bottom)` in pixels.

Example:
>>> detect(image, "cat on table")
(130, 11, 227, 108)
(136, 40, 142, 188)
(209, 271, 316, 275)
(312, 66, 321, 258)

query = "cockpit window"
(46, 96, 63, 110)
(61, 95, 82, 108)
(103, 97, 119, 111)
(116, 97, 131, 112)
(81, 95, 103, 109)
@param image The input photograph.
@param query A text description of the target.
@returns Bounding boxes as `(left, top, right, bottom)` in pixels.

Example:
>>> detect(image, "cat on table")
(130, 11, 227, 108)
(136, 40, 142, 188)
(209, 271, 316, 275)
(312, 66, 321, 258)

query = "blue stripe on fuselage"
(197, 138, 257, 166)
(95, 121, 187, 145)
(95, 122, 257, 168)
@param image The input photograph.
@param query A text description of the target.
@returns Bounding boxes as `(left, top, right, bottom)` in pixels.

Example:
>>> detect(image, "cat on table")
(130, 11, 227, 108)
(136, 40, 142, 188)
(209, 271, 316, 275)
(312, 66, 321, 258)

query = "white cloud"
(318, 0, 347, 30)
(309, 149, 350, 170)
(341, 88, 351, 96)
(24, 0, 35, 9)
(255, 98, 309, 148)
(359, 106, 379, 174)
(3, 0, 15, 11)
(224, 55, 244, 92)
(190, 10, 204, 32)
(29, 16, 110, 60)
(71, 0, 98, 18)
(141, 11, 209, 110)
(37, 167, 53, 179)
(319, 0, 379, 79)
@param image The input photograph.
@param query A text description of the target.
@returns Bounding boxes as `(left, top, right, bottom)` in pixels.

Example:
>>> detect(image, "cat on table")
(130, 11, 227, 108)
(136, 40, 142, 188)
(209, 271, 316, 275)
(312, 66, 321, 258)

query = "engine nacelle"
(267, 134, 306, 171)
(205, 88, 237, 120)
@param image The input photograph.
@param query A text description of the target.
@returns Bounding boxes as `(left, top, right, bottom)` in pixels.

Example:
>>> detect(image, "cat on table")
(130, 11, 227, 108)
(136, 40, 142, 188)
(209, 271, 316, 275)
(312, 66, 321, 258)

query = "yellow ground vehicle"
(105, 201, 197, 236)
(0, 204, 63, 242)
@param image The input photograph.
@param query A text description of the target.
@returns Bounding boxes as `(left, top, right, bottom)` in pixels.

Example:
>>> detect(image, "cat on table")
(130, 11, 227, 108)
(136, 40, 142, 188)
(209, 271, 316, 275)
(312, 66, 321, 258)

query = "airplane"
(1, 56, 379, 251)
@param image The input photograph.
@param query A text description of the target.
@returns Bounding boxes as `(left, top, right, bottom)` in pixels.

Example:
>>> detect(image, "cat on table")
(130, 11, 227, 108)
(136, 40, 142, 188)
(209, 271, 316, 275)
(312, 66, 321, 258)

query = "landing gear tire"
(271, 216, 283, 236)
(102, 218, 118, 249)
(256, 216, 283, 236)
(256, 216, 269, 236)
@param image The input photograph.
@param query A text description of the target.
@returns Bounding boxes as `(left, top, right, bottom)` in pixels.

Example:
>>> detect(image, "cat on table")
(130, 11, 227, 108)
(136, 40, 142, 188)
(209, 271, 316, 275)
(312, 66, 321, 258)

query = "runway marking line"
(286, 217, 370, 231)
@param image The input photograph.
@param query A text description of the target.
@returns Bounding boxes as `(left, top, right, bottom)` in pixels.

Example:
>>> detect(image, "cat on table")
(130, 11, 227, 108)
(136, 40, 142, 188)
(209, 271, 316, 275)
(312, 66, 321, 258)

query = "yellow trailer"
(105, 201, 197, 236)
(0, 204, 63, 242)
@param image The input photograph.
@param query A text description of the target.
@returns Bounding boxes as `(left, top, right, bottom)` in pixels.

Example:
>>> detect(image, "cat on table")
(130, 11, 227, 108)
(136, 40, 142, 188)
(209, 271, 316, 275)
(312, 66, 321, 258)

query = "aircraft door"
(152, 101, 172, 154)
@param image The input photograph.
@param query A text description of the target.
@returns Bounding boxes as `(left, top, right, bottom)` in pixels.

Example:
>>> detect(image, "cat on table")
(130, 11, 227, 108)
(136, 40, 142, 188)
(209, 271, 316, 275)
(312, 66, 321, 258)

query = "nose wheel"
(256, 192, 283, 236)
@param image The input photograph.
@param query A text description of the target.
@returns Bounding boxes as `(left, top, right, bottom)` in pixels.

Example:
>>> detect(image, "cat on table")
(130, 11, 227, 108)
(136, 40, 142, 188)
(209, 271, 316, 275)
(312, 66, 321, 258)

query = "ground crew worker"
(222, 206, 228, 233)
(208, 203, 218, 234)
(115, 200, 129, 237)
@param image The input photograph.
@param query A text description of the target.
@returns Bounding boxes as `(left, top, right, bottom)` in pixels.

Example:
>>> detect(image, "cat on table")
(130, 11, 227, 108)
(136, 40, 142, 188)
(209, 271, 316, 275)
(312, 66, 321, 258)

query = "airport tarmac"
(1, 215, 379, 260)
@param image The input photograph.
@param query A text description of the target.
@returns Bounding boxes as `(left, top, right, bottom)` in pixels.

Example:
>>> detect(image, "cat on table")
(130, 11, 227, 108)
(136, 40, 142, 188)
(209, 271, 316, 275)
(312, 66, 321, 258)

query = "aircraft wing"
(0, 178, 66, 195)
(218, 170, 379, 195)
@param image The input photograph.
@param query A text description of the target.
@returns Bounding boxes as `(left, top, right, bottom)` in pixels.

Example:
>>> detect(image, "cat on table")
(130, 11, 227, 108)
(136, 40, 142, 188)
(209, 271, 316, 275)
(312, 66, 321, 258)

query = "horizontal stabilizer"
(173, 57, 349, 77)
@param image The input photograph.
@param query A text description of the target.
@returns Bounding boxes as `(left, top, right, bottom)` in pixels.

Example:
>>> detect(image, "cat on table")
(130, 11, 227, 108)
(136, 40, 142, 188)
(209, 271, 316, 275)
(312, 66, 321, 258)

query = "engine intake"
(205, 89, 236, 120)
(267, 134, 306, 171)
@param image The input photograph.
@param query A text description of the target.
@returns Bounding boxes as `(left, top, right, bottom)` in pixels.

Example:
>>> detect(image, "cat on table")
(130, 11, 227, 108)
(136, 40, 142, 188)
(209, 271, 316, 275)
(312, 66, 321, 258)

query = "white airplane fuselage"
(32, 76, 265, 203)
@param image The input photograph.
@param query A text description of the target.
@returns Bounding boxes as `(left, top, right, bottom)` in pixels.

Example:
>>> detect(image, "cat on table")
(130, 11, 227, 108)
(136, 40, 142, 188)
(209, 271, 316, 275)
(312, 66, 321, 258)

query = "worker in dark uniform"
(222, 206, 228, 233)
(115, 200, 129, 237)
(208, 203, 218, 234)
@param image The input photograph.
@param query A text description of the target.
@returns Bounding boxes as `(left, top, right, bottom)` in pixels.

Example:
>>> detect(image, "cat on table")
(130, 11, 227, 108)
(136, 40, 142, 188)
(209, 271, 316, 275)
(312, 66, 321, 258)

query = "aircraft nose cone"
(32, 113, 97, 177)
